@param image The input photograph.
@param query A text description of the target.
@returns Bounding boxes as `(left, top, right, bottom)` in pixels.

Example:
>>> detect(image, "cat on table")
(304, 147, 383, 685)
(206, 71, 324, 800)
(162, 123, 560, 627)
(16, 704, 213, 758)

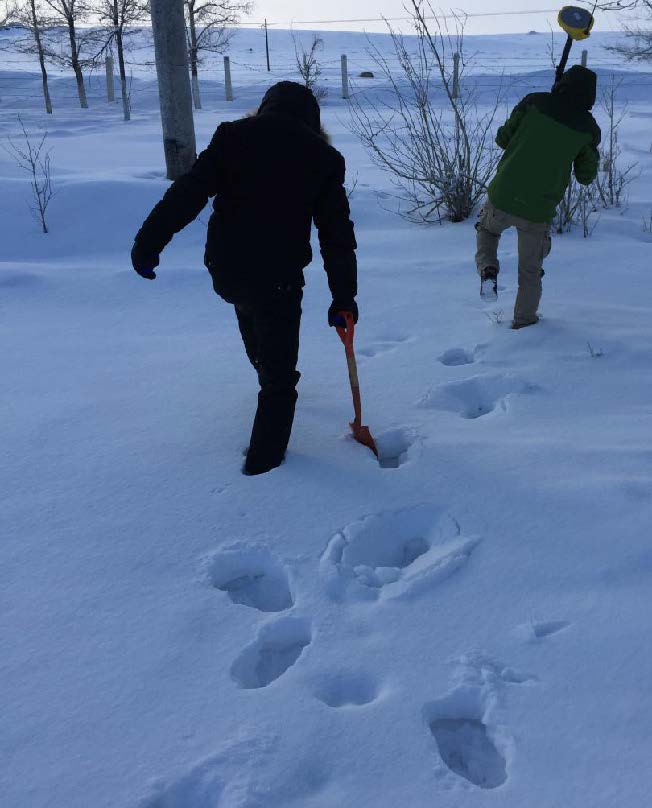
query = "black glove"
(131, 241, 160, 280)
(328, 299, 359, 328)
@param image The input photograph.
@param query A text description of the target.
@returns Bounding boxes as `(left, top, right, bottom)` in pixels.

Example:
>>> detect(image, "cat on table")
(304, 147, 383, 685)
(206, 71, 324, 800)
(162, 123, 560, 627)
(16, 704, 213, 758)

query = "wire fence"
(2, 30, 652, 111)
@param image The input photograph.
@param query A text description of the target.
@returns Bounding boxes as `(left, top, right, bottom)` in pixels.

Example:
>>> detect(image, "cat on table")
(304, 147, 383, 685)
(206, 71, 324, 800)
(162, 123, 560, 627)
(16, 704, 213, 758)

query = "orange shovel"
(336, 311, 378, 457)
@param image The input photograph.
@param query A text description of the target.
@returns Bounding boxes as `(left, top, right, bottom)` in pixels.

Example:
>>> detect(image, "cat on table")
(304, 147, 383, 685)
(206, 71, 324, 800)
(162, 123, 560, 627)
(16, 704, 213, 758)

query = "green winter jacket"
(488, 66, 601, 224)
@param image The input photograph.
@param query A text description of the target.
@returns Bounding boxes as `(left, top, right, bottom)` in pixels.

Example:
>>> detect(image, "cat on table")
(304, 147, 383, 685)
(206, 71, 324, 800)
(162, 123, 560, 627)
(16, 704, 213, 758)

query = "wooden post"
(105, 55, 115, 103)
(264, 19, 270, 72)
(581, 49, 588, 67)
(341, 54, 349, 99)
(452, 52, 460, 99)
(224, 55, 233, 101)
(150, 0, 197, 180)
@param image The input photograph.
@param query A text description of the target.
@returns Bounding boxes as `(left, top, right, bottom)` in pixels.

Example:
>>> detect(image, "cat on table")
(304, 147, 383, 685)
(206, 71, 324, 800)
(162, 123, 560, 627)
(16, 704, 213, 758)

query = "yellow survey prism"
(558, 6, 595, 41)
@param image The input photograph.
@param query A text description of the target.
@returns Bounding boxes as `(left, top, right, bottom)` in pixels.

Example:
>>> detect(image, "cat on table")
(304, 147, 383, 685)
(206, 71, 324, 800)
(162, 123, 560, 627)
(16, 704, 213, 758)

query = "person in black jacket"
(131, 82, 358, 476)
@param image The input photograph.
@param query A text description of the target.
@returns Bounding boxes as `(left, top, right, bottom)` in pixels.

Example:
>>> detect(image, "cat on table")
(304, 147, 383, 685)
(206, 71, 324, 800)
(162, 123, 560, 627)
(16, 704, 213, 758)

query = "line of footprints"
(203, 505, 569, 794)
(143, 342, 562, 804)
(361, 339, 538, 468)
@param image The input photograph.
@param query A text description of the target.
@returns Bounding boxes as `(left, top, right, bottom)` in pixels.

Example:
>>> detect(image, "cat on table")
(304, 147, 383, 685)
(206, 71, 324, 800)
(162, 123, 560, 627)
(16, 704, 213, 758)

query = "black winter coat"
(134, 87, 357, 305)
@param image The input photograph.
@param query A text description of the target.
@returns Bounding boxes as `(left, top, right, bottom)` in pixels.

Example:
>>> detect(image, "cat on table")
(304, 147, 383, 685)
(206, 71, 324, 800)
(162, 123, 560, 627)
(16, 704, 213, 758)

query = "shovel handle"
(336, 311, 356, 357)
(336, 311, 363, 426)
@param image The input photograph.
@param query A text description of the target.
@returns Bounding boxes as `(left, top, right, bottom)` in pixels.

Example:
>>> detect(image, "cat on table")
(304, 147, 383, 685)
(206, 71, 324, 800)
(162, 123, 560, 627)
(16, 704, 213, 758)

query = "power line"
(237, 7, 599, 27)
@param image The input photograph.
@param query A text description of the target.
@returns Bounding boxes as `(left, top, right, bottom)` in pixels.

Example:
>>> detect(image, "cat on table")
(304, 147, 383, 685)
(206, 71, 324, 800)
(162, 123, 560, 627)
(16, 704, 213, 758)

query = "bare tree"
(11, 0, 53, 113)
(97, 0, 145, 121)
(349, 1, 502, 223)
(591, 0, 648, 8)
(293, 32, 323, 91)
(1, 1, 15, 25)
(596, 75, 639, 208)
(607, 0, 651, 61)
(41, 0, 95, 108)
(4, 116, 55, 233)
(184, 0, 251, 110)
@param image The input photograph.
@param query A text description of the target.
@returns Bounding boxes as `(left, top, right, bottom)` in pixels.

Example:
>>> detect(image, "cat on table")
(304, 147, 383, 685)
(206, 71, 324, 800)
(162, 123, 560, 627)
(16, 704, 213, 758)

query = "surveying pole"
(553, 6, 595, 88)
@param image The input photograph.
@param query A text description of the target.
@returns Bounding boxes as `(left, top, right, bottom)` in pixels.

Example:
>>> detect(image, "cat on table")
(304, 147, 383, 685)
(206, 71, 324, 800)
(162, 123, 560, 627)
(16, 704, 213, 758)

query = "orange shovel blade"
(350, 422, 378, 457)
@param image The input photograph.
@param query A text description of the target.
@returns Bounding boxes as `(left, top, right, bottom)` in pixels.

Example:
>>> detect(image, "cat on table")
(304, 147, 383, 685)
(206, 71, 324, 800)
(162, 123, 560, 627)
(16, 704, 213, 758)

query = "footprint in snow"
(438, 343, 487, 367)
(136, 735, 276, 808)
(207, 544, 293, 613)
(310, 670, 380, 709)
(375, 426, 418, 469)
(430, 717, 507, 789)
(357, 334, 411, 359)
(231, 617, 311, 689)
(418, 374, 535, 419)
(518, 620, 571, 641)
(139, 765, 224, 808)
(424, 663, 509, 790)
(321, 505, 481, 602)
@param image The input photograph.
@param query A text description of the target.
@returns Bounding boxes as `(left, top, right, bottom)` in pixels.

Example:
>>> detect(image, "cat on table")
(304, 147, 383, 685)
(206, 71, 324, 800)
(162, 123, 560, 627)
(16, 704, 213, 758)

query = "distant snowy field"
(1, 25, 652, 808)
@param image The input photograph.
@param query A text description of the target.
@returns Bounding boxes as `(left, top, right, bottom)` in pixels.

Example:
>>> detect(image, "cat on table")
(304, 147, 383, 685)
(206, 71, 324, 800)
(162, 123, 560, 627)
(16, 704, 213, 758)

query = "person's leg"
(235, 303, 260, 370)
(513, 222, 551, 327)
(475, 201, 509, 276)
(244, 285, 303, 475)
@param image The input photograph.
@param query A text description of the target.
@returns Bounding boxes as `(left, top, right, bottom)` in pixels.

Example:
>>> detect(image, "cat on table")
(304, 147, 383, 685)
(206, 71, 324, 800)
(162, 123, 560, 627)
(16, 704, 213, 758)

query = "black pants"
(235, 285, 302, 470)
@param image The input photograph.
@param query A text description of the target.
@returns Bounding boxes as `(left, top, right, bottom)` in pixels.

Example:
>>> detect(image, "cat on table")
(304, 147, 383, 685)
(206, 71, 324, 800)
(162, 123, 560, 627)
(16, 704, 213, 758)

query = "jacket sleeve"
(134, 124, 227, 255)
(313, 152, 358, 302)
(495, 97, 529, 150)
(574, 121, 601, 186)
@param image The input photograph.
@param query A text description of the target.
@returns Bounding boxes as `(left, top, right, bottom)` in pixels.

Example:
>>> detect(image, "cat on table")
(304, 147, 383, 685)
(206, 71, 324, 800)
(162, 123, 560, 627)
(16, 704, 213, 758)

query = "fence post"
(452, 52, 460, 99)
(105, 55, 115, 103)
(341, 54, 349, 100)
(224, 56, 233, 101)
(581, 49, 588, 67)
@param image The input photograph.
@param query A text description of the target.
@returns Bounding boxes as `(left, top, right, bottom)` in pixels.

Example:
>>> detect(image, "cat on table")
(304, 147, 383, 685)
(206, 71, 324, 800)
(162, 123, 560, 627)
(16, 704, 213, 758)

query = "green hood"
(553, 65, 597, 111)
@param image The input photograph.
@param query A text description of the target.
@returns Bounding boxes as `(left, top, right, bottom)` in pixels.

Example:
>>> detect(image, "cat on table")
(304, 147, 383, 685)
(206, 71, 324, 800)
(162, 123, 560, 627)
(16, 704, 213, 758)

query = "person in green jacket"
(476, 65, 601, 329)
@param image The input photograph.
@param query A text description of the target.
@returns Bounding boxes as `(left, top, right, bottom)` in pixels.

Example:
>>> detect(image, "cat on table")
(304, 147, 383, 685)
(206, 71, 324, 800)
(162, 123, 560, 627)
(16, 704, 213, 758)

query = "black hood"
(258, 81, 321, 132)
(553, 65, 597, 110)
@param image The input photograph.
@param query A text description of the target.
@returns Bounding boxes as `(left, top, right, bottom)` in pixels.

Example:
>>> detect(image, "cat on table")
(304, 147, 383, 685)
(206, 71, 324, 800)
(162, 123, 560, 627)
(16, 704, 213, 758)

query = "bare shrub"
(554, 176, 600, 237)
(595, 75, 639, 209)
(293, 32, 323, 91)
(4, 116, 55, 234)
(348, 1, 502, 223)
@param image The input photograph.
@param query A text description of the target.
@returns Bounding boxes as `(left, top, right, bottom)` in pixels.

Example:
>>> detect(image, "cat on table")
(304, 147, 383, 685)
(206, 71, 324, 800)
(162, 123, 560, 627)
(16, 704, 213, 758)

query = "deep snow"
(1, 25, 652, 808)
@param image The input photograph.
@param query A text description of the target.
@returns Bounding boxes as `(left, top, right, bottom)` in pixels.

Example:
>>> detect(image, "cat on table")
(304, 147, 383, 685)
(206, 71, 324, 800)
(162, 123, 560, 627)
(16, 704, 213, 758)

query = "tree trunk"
(31, 0, 52, 114)
(113, 1, 130, 121)
(188, 9, 201, 110)
(67, 17, 88, 108)
(150, 0, 197, 180)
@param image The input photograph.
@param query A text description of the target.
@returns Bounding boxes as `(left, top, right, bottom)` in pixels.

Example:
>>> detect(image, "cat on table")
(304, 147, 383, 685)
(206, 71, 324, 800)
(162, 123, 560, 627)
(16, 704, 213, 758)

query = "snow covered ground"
(1, 25, 652, 808)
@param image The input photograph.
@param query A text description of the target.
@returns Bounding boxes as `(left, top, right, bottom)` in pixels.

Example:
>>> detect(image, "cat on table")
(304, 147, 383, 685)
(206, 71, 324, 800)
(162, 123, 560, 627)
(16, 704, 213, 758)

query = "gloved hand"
(131, 242, 160, 280)
(328, 299, 358, 328)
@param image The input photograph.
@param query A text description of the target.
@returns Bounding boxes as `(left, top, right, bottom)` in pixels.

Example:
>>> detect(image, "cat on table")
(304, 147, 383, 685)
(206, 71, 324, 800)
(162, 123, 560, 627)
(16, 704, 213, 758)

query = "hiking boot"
(242, 450, 285, 476)
(480, 266, 499, 300)
(511, 316, 540, 330)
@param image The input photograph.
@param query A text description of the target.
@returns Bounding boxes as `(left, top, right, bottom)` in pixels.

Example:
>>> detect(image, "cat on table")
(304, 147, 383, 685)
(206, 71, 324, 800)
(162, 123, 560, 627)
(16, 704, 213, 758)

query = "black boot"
(243, 376, 299, 476)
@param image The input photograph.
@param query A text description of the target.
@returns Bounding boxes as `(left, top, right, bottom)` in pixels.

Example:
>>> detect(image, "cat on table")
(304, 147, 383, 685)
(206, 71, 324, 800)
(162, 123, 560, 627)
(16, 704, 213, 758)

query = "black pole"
(554, 35, 574, 88)
(265, 19, 270, 72)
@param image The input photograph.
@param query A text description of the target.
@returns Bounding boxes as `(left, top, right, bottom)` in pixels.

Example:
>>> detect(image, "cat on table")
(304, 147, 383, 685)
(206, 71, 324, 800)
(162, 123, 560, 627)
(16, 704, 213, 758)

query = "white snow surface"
(1, 26, 652, 808)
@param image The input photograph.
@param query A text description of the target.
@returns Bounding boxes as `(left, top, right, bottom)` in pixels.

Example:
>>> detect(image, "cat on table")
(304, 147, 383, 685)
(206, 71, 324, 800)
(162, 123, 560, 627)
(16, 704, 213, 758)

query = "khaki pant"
(475, 200, 552, 325)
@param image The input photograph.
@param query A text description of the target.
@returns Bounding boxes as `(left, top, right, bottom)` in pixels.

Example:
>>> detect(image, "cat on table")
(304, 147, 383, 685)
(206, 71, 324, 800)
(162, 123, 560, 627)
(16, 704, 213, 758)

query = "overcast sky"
(240, 1, 617, 34)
